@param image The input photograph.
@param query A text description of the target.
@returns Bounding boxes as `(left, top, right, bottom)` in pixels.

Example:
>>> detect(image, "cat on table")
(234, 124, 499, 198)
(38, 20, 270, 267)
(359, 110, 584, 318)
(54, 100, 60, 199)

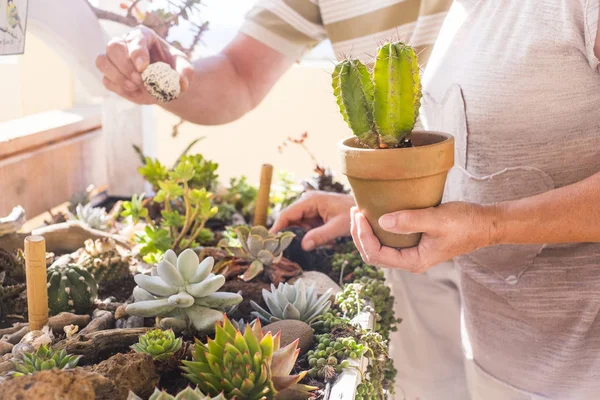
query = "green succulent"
(250, 279, 331, 325)
(332, 41, 421, 148)
(181, 316, 316, 400)
(70, 203, 109, 230)
(10, 344, 81, 376)
(121, 193, 150, 224)
(77, 238, 131, 283)
(131, 328, 183, 361)
(218, 226, 295, 281)
(126, 249, 242, 333)
(47, 263, 98, 316)
(127, 387, 227, 400)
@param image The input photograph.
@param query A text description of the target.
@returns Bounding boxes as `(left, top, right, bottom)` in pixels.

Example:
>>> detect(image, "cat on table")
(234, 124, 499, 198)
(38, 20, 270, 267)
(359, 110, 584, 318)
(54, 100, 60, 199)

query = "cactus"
(125, 249, 242, 333)
(218, 226, 295, 281)
(46, 263, 98, 315)
(181, 316, 317, 400)
(77, 238, 131, 283)
(128, 387, 227, 400)
(332, 41, 422, 148)
(131, 328, 182, 361)
(0, 248, 25, 285)
(10, 344, 81, 376)
(250, 279, 331, 325)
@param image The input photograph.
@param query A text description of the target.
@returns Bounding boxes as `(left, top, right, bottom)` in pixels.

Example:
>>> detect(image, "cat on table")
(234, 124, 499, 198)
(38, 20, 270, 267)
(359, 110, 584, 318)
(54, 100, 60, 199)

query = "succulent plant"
(131, 328, 183, 361)
(10, 344, 81, 376)
(250, 279, 331, 325)
(219, 226, 295, 281)
(47, 263, 98, 315)
(181, 316, 316, 399)
(125, 249, 242, 333)
(76, 238, 132, 283)
(71, 203, 110, 230)
(332, 41, 421, 149)
(128, 387, 227, 400)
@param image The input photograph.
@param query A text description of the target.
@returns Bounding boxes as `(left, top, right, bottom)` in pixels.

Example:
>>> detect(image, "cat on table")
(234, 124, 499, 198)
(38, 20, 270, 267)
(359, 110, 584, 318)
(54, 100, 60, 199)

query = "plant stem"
(173, 182, 192, 250)
(186, 218, 207, 246)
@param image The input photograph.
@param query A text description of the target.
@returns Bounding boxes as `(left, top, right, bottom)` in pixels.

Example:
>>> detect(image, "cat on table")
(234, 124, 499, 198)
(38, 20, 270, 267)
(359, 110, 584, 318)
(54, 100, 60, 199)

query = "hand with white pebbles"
(96, 26, 194, 104)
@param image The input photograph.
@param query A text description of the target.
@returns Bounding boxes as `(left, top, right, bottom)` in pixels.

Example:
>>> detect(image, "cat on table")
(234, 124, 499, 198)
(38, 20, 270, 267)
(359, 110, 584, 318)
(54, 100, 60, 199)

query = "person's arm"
(96, 28, 293, 125)
(351, 171, 600, 272)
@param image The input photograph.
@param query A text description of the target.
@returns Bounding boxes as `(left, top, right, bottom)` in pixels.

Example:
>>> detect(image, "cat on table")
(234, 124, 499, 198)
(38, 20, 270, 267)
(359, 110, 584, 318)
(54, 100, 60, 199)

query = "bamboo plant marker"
(25, 235, 49, 330)
(253, 164, 274, 227)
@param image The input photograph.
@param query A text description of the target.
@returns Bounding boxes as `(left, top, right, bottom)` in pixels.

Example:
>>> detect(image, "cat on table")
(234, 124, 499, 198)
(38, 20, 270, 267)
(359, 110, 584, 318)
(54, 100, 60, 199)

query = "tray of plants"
(0, 37, 445, 400)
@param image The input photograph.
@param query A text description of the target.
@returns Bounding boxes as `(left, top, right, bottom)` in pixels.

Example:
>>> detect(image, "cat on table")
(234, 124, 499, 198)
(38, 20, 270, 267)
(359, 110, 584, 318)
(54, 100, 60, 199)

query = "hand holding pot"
(270, 191, 355, 251)
(350, 202, 500, 273)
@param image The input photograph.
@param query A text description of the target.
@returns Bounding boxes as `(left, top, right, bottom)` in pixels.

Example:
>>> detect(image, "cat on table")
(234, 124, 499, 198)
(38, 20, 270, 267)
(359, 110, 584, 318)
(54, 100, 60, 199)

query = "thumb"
(378, 208, 436, 234)
(301, 216, 348, 251)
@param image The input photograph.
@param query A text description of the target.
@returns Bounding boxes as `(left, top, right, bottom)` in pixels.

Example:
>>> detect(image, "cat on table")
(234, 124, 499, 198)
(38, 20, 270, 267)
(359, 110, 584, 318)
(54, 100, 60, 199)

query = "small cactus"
(332, 41, 422, 148)
(46, 263, 98, 315)
(77, 238, 131, 283)
(131, 329, 182, 361)
(10, 344, 81, 376)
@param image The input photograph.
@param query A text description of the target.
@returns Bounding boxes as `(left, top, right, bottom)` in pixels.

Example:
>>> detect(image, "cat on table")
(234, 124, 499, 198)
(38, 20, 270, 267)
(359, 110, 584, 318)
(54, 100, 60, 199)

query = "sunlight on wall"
(0, 33, 74, 123)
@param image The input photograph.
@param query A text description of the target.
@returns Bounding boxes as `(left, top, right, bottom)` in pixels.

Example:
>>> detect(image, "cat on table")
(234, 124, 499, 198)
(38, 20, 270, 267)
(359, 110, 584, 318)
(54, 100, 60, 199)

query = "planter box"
(326, 304, 375, 400)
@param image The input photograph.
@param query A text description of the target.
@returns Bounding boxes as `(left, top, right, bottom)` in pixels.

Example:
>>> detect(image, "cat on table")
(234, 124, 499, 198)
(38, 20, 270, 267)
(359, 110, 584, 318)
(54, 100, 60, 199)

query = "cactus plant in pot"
(334, 41, 455, 248)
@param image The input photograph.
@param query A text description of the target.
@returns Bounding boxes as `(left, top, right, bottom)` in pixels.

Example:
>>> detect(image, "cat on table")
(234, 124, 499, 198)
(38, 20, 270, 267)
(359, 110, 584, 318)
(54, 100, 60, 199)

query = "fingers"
(353, 210, 423, 272)
(126, 26, 157, 73)
(270, 196, 318, 234)
(378, 208, 437, 235)
(106, 37, 142, 87)
(96, 53, 138, 92)
(301, 215, 349, 251)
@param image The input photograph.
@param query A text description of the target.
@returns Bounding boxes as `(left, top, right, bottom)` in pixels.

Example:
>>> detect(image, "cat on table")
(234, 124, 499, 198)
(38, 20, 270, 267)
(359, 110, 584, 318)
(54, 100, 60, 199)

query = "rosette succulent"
(128, 387, 226, 400)
(219, 226, 295, 281)
(11, 344, 81, 376)
(250, 279, 331, 325)
(181, 316, 316, 399)
(125, 249, 242, 333)
(131, 328, 183, 361)
(71, 203, 110, 230)
(46, 263, 98, 315)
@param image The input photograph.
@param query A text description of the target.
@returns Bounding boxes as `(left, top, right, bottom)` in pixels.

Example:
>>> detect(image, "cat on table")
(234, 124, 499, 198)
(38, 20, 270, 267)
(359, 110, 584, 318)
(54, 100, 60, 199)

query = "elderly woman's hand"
(350, 202, 501, 273)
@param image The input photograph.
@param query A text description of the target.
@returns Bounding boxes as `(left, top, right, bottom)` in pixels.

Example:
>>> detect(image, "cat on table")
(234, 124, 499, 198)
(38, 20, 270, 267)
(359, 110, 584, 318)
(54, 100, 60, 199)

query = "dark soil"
(221, 279, 270, 321)
(97, 274, 137, 303)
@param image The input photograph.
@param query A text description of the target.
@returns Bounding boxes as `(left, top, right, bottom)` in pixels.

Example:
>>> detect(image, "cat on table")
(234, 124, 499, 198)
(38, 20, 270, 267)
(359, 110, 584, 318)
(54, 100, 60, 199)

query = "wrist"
(483, 202, 508, 246)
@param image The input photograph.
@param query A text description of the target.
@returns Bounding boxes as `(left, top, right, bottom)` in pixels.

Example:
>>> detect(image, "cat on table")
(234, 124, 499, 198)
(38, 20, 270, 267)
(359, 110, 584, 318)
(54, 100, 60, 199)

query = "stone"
(0, 368, 115, 400)
(48, 312, 91, 334)
(263, 320, 313, 356)
(114, 305, 128, 320)
(125, 315, 145, 329)
(93, 352, 159, 399)
(79, 309, 114, 334)
(0, 341, 13, 356)
(289, 270, 342, 302)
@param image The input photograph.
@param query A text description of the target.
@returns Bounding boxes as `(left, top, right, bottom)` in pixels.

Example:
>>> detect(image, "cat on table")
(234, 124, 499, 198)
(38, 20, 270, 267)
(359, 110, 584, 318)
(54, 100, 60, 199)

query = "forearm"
(161, 54, 254, 125)
(494, 171, 600, 245)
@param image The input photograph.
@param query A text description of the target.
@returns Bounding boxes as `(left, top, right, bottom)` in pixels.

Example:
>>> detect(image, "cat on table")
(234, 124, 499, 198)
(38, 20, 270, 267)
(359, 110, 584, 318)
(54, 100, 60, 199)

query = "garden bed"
(0, 147, 399, 400)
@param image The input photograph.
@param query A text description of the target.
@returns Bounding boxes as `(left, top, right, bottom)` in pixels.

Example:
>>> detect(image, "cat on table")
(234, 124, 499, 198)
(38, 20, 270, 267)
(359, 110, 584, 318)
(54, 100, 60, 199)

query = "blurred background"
(0, 0, 352, 217)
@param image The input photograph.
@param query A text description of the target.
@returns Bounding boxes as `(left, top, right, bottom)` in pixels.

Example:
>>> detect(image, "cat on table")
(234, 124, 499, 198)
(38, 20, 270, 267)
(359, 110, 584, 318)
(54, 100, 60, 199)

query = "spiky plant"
(250, 279, 331, 325)
(218, 226, 295, 281)
(131, 328, 183, 361)
(127, 387, 227, 400)
(126, 249, 242, 333)
(181, 316, 316, 400)
(71, 203, 110, 230)
(77, 238, 132, 283)
(332, 41, 421, 149)
(46, 263, 98, 315)
(10, 344, 81, 376)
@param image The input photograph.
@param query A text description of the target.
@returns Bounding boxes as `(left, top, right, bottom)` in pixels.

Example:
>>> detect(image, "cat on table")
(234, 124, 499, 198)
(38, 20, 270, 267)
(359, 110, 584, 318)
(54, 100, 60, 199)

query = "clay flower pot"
(339, 131, 454, 248)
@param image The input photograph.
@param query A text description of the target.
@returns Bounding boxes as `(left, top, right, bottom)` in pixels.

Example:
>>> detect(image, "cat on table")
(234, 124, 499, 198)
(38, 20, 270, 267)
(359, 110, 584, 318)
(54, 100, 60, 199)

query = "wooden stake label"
(253, 164, 274, 227)
(25, 235, 48, 331)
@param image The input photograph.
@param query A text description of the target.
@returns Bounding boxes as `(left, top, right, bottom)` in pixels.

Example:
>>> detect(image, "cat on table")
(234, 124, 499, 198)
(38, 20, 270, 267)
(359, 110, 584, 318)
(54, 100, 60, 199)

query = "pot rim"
(337, 130, 454, 152)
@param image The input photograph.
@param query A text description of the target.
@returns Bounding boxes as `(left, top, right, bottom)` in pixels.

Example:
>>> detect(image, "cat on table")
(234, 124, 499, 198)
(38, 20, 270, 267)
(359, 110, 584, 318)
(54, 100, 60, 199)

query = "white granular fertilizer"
(141, 62, 181, 103)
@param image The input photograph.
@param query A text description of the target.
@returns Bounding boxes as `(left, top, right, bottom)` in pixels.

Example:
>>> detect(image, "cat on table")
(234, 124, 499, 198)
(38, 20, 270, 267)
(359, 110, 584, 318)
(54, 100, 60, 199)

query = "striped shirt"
(240, 0, 452, 64)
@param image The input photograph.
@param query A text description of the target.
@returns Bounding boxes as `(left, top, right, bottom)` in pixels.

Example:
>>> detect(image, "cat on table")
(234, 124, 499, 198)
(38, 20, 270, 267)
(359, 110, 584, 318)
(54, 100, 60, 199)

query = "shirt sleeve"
(240, 0, 328, 61)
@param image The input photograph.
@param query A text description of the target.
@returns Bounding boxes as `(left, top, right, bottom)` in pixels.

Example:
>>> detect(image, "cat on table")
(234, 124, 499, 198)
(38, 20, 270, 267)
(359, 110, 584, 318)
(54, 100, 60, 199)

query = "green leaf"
(138, 158, 168, 189)
(170, 160, 195, 182)
(161, 210, 185, 228)
(121, 193, 149, 223)
(155, 181, 184, 203)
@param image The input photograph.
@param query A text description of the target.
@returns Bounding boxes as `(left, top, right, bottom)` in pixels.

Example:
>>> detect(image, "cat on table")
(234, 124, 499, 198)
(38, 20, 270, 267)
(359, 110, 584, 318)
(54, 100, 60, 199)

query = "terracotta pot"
(338, 131, 454, 248)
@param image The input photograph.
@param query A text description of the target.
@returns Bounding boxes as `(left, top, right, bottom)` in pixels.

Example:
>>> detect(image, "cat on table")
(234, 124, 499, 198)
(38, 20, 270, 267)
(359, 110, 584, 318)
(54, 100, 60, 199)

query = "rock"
(125, 315, 144, 329)
(93, 352, 159, 399)
(11, 343, 33, 360)
(114, 305, 128, 320)
(79, 309, 114, 335)
(48, 312, 91, 334)
(19, 327, 53, 349)
(0, 341, 13, 356)
(289, 271, 342, 302)
(263, 320, 313, 355)
(0, 368, 115, 400)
